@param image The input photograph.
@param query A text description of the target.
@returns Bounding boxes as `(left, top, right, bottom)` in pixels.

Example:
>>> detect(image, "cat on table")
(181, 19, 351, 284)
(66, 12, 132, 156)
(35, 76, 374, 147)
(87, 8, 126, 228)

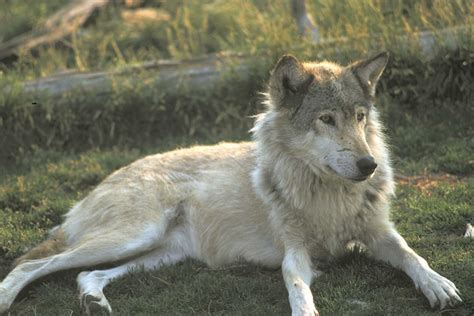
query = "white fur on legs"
(282, 248, 319, 316)
(367, 229, 462, 309)
(0, 286, 12, 313)
(78, 248, 186, 315)
(0, 228, 166, 313)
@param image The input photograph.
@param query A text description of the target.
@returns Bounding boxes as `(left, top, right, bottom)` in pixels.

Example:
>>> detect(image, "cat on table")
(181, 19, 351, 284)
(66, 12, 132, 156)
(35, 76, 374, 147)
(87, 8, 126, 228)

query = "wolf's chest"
(302, 189, 369, 258)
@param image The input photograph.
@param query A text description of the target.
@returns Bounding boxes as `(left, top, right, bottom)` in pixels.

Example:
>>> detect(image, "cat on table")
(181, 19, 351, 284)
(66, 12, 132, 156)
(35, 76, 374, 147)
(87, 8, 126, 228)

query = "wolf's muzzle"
(356, 156, 377, 176)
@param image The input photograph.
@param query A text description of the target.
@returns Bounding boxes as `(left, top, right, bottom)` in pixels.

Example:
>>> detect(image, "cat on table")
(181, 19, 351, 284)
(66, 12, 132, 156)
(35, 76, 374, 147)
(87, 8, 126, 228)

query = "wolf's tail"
(13, 227, 67, 267)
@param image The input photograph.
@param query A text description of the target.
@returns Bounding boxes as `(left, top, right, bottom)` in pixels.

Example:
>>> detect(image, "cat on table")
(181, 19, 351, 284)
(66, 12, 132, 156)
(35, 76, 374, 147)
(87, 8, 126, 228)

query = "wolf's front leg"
(282, 247, 319, 316)
(367, 229, 462, 309)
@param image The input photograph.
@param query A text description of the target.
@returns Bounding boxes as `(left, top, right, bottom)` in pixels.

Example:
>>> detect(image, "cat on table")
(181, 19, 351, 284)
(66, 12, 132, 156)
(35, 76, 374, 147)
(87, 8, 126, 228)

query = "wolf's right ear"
(349, 52, 389, 96)
(269, 55, 314, 110)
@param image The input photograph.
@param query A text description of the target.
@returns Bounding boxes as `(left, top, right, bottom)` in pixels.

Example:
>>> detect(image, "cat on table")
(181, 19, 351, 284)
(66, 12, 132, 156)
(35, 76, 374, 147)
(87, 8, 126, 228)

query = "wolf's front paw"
(292, 303, 319, 316)
(290, 285, 319, 316)
(415, 269, 462, 309)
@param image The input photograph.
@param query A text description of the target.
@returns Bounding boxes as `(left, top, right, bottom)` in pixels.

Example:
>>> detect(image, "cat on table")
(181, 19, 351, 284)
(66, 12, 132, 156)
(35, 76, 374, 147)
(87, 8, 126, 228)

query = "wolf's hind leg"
(78, 247, 187, 315)
(0, 224, 170, 313)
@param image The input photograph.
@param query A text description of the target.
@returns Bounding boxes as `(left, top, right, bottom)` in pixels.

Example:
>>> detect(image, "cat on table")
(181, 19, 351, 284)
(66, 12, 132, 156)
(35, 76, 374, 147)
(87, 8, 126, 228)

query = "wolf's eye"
(357, 112, 365, 122)
(319, 114, 335, 126)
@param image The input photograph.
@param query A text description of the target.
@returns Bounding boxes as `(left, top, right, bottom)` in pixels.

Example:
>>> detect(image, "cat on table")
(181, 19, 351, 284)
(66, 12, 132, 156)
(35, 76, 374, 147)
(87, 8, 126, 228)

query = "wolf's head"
(255, 52, 389, 182)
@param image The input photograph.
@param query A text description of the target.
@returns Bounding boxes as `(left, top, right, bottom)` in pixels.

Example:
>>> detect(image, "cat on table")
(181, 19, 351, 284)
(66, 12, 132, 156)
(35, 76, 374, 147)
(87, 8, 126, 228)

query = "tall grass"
(1, 0, 472, 77)
(0, 0, 472, 168)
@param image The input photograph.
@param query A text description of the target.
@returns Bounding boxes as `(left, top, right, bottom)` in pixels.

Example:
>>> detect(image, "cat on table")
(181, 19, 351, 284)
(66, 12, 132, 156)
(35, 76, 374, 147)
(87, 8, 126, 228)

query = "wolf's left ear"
(350, 52, 389, 96)
(269, 55, 314, 110)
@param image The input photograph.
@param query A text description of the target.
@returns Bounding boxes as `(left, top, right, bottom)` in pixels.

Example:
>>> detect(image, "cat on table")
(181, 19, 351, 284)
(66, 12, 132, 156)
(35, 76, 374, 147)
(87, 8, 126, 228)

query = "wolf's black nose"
(356, 156, 377, 176)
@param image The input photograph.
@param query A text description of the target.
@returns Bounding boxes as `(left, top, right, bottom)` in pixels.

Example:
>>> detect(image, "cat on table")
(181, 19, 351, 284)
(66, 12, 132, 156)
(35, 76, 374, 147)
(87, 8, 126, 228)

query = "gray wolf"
(0, 53, 462, 315)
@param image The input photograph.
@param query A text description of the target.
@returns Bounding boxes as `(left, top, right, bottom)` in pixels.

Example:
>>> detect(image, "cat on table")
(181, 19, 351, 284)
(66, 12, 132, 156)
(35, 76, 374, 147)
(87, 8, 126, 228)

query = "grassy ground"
(1, 0, 473, 315)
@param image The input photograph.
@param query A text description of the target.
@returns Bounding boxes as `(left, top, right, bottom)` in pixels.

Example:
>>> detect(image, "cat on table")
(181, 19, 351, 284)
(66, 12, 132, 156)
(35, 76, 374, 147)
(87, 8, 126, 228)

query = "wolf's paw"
(415, 269, 462, 309)
(290, 285, 319, 316)
(80, 292, 112, 315)
(292, 304, 319, 316)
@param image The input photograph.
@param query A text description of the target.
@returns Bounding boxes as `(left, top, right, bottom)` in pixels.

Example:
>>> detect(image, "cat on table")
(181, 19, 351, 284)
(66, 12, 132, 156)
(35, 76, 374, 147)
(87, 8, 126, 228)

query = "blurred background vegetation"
(0, 0, 472, 175)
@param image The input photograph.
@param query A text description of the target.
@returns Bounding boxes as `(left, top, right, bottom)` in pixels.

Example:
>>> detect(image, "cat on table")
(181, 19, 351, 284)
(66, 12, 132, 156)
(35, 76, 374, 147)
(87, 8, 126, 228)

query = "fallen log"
(20, 53, 251, 101)
(1, 0, 470, 101)
(17, 25, 470, 101)
(0, 0, 109, 60)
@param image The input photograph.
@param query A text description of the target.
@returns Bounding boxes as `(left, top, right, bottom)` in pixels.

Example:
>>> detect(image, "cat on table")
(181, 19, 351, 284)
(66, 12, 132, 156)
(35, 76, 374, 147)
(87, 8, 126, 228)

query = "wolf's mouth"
(348, 176, 369, 182)
(325, 165, 369, 182)
(324, 165, 337, 175)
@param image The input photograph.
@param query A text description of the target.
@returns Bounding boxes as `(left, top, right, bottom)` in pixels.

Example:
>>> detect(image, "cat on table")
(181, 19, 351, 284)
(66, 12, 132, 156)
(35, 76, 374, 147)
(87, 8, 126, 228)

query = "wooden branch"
(291, 0, 320, 42)
(14, 26, 470, 102)
(0, 0, 109, 60)
(20, 53, 250, 100)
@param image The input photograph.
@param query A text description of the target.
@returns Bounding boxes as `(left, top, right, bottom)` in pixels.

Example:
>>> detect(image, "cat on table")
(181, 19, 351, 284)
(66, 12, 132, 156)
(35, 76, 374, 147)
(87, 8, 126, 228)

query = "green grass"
(384, 101, 474, 175)
(0, 0, 69, 43)
(1, 0, 472, 76)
